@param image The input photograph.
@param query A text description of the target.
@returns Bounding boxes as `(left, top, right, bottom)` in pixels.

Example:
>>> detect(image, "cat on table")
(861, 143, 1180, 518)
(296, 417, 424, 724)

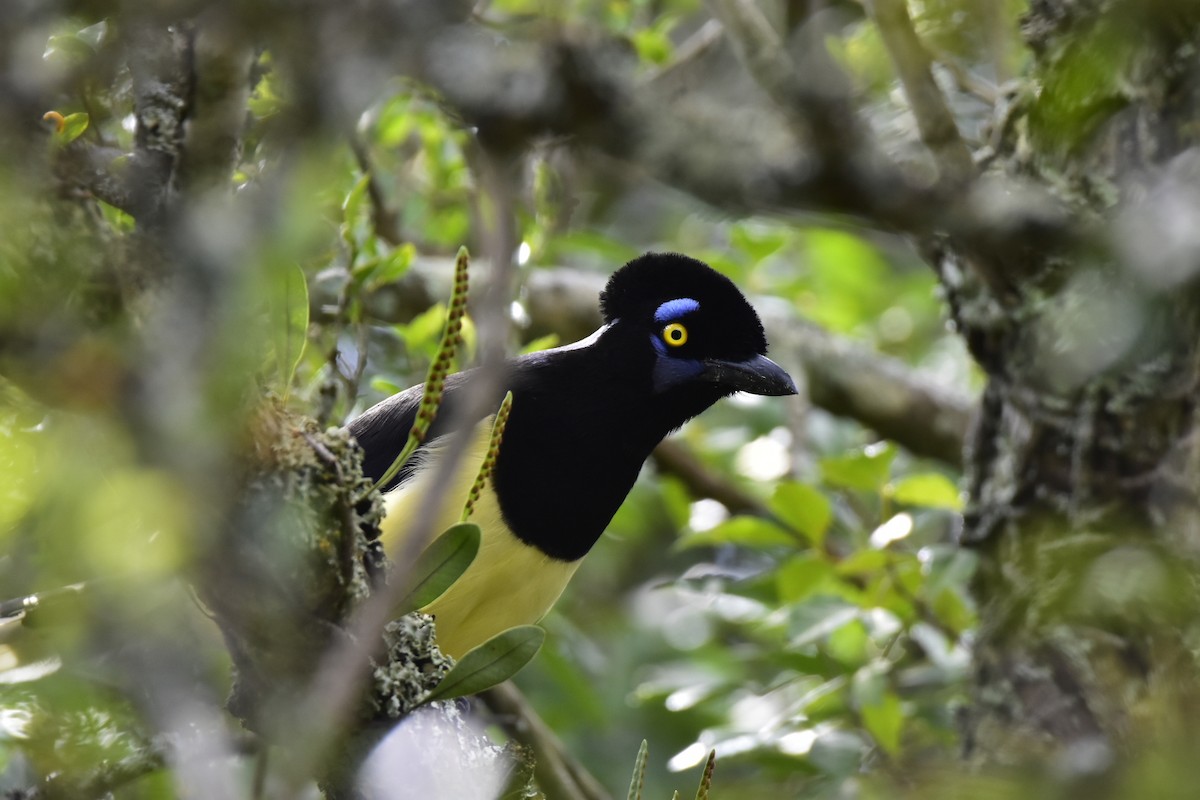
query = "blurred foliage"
(0, 1, 1028, 798)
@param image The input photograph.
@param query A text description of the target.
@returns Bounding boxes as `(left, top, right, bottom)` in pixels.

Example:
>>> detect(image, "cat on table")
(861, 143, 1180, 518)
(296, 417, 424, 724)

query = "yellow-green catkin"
(461, 391, 514, 522)
(368, 246, 470, 496)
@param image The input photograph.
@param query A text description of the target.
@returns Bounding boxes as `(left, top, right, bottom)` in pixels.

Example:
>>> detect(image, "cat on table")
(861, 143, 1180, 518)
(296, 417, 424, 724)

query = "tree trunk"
(953, 0, 1200, 765)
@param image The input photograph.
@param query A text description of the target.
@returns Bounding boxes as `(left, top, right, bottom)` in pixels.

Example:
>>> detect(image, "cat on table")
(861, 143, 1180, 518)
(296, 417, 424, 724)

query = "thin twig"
(350, 136, 403, 246)
(641, 19, 725, 85)
(865, 0, 976, 184)
(482, 682, 613, 800)
(935, 55, 999, 106)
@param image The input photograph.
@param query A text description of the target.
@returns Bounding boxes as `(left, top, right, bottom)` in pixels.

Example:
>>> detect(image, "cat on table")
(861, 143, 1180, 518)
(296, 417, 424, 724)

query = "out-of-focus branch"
(346, 258, 974, 467)
(709, 0, 869, 156)
(641, 19, 725, 85)
(176, 21, 254, 197)
(125, 23, 192, 224)
(652, 440, 767, 515)
(762, 310, 973, 466)
(53, 142, 139, 213)
(866, 0, 976, 185)
(351, 137, 403, 246)
(482, 682, 613, 800)
(407, 23, 1079, 261)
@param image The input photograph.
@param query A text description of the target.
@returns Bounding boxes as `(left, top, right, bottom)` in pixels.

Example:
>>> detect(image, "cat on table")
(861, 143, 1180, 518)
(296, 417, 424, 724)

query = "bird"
(348, 252, 796, 658)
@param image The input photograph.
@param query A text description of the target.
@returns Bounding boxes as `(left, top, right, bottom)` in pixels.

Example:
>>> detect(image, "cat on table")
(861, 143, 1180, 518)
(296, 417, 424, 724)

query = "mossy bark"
(950, 0, 1200, 766)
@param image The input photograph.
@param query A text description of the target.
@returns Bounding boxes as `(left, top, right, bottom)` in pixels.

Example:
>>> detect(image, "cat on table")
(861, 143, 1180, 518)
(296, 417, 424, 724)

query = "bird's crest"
(600, 252, 768, 355)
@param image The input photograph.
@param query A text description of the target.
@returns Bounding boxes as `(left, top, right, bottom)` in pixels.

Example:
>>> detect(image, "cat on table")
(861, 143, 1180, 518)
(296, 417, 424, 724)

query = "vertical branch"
(865, 0, 976, 184)
(125, 23, 191, 225)
(176, 18, 254, 197)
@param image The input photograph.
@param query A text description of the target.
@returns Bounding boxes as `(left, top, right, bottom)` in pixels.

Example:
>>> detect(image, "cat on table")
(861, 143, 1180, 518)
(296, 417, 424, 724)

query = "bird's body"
(349, 253, 795, 658)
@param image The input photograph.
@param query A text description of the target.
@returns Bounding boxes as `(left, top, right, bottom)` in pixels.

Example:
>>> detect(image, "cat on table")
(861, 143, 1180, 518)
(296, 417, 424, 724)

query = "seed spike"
(461, 392, 514, 522)
(366, 247, 471, 497)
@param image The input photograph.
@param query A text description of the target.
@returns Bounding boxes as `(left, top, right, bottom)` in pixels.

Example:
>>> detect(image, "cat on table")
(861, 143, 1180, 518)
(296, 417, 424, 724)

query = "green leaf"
(57, 112, 89, 145)
(860, 690, 903, 756)
(677, 516, 794, 550)
(930, 588, 975, 634)
(632, 27, 673, 65)
(44, 34, 96, 69)
(627, 739, 648, 800)
(820, 444, 895, 493)
(364, 242, 416, 290)
(888, 472, 963, 510)
(342, 173, 371, 228)
(776, 554, 837, 604)
(730, 222, 788, 264)
(267, 264, 309, 392)
(400, 303, 448, 360)
(835, 549, 890, 577)
(790, 605, 860, 650)
(771, 482, 832, 546)
(395, 523, 481, 615)
(425, 625, 544, 701)
(827, 619, 869, 665)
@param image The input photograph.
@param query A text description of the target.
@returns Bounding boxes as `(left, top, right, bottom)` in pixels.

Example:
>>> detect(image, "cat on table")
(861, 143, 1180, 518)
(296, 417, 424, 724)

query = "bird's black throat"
(492, 323, 725, 562)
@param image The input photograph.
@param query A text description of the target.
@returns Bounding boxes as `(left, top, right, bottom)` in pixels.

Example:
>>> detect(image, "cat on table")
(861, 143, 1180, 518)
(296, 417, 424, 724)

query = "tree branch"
(708, 0, 869, 157)
(763, 310, 973, 466)
(652, 440, 767, 515)
(482, 682, 613, 800)
(342, 258, 974, 467)
(866, 0, 976, 185)
(351, 136, 403, 246)
(176, 19, 254, 197)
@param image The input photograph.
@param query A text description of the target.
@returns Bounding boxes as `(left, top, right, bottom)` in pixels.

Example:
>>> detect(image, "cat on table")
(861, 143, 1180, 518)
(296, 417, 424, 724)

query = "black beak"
(701, 354, 797, 396)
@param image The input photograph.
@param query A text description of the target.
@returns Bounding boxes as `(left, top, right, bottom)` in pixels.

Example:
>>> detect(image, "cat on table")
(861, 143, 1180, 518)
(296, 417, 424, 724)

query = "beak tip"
(705, 354, 798, 397)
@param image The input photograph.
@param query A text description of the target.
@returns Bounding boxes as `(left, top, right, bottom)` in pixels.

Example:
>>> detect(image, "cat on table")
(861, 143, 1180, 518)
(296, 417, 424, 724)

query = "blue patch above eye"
(654, 297, 700, 323)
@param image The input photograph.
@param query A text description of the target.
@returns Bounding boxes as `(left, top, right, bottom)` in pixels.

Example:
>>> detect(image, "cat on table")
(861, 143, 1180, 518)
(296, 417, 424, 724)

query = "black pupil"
(670, 328, 682, 340)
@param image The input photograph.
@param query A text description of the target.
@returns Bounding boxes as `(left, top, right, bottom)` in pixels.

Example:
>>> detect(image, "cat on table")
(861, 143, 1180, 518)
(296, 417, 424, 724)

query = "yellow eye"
(662, 322, 688, 347)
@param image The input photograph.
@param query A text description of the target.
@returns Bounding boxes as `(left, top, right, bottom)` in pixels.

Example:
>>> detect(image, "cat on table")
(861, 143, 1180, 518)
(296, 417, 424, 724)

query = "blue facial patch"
(652, 353, 704, 392)
(654, 297, 700, 323)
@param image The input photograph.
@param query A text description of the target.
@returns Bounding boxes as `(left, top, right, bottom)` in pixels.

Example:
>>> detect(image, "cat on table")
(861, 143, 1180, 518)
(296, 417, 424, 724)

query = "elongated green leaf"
(860, 690, 903, 755)
(694, 749, 716, 800)
(267, 264, 309, 392)
(887, 473, 963, 510)
(341, 173, 370, 247)
(676, 516, 793, 550)
(425, 625, 544, 701)
(395, 523, 480, 615)
(627, 739, 648, 800)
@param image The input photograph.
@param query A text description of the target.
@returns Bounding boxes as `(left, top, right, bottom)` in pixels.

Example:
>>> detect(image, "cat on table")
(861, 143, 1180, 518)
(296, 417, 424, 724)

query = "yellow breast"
(379, 417, 582, 659)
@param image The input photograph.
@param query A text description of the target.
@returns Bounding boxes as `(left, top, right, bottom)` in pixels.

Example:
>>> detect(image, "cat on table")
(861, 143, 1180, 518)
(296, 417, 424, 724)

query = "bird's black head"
(599, 253, 796, 410)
